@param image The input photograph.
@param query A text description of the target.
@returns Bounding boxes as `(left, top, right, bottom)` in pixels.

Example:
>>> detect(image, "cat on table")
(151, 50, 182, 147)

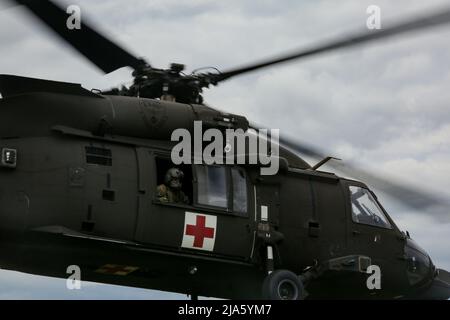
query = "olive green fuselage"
(0, 85, 436, 299)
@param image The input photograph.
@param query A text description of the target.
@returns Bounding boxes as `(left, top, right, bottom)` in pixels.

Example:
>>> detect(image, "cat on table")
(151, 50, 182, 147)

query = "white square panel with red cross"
(181, 212, 217, 251)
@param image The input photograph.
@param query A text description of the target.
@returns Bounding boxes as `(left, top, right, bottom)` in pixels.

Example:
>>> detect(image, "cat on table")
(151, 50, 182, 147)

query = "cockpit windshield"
(350, 186, 392, 229)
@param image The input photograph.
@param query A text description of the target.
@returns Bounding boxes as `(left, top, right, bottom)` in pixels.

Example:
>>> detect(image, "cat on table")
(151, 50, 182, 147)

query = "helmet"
(164, 168, 184, 190)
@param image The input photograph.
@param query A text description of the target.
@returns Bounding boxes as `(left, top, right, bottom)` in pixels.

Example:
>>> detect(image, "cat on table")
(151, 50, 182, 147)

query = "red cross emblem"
(182, 212, 217, 251)
(186, 215, 215, 248)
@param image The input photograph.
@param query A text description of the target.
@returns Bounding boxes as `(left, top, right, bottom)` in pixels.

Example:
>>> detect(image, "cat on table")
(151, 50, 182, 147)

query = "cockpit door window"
(350, 186, 392, 229)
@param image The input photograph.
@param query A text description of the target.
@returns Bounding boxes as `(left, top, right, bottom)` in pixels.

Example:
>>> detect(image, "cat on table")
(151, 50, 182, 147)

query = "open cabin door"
(134, 147, 254, 261)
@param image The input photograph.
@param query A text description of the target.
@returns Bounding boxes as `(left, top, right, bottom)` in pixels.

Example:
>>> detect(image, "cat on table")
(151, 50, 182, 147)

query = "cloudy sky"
(0, 0, 449, 299)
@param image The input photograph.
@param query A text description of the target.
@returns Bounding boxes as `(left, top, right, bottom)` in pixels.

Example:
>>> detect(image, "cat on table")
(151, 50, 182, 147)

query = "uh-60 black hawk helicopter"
(0, 0, 449, 300)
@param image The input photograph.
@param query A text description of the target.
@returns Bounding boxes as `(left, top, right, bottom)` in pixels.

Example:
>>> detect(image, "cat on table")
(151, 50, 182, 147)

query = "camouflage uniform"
(156, 184, 189, 204)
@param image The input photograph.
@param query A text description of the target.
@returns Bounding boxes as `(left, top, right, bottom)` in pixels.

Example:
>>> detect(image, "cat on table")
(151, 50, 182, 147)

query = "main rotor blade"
(11, 0, 147, 73)
(215, 7, 450, 82)
(250, 123, 450, 221)
(330, 162, 449, 222)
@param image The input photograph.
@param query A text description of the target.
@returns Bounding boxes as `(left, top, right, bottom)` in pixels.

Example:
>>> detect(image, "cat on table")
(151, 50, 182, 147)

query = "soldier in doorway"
(156, 167, 189, 204)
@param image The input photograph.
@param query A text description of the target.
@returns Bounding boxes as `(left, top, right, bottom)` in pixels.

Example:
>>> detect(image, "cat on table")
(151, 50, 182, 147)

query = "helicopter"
(0, 0, 449, 300)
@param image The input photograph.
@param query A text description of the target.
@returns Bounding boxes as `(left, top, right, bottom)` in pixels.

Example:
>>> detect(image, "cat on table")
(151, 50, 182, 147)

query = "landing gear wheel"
(262, 269, 304, 300)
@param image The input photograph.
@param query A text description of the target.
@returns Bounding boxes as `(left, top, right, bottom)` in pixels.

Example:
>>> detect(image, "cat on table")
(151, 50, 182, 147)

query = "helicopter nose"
(404, 238, 435, 287)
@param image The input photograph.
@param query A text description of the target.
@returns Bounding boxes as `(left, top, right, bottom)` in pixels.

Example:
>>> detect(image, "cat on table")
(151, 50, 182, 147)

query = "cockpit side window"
(349, 186, 392, 229)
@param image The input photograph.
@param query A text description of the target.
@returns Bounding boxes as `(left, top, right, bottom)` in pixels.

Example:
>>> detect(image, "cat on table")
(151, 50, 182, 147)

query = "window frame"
(349, 185, 394, 230)
(193, 164, 249, 217)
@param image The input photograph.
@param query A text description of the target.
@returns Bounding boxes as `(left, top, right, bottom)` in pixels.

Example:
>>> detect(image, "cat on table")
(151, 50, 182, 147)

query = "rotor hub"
(109, 63, 217, 104)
